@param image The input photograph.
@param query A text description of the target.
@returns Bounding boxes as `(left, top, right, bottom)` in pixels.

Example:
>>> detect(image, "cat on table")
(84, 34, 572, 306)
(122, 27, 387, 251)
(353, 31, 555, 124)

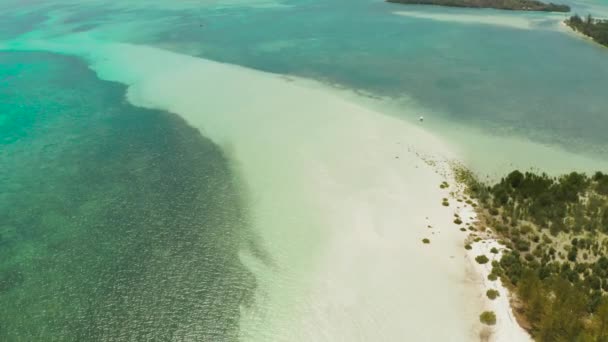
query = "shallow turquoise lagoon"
(0, 51, 257, 341)
(1, 0, 608, 340)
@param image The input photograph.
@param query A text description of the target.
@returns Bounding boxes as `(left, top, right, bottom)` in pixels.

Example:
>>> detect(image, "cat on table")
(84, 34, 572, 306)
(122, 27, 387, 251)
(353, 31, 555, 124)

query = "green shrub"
(488, 273, 498, 281)
(460, 227, 467, 232)
(490, 247, 498, 254)
(454, 218, 463, 225)
(465, 244, 472, 250)
(520, 224, 533, 235)
(422, 238, 430, 244)
(475, 255, 489, 264)
(479, 311, 497, 325)
(486, 289, 500, 300)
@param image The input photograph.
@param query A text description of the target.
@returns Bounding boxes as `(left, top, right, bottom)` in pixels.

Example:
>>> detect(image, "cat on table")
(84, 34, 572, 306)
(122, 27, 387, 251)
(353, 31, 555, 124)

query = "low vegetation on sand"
(475, 255, 490, 264)
(386, 0, 570, 12)
(457, 168, 608, 341)
(566, 14, 608, 47)
(487, 289, 500, 300)
(480, 311, 497, 325)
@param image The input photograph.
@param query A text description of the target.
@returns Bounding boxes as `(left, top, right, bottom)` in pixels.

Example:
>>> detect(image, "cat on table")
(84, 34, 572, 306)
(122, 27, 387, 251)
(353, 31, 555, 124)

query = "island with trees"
(456, 168, 608, 340)
(566, 14, 608, 48)
(387, 0, 570, 12)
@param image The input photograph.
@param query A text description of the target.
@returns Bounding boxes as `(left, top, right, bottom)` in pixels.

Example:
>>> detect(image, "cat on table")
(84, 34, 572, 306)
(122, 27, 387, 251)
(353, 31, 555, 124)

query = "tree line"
(566, 14, 608, 47)
(459, 169, 608, 340)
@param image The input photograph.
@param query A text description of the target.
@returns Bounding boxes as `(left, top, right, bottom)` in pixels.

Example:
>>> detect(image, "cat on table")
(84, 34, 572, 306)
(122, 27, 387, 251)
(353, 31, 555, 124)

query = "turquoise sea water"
(0, 52, 257, 340)
(1, 0, 608, 340)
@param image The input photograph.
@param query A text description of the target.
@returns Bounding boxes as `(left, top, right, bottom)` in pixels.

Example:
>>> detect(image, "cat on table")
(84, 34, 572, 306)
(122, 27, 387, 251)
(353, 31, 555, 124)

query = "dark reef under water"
(0, 51, 256, 341)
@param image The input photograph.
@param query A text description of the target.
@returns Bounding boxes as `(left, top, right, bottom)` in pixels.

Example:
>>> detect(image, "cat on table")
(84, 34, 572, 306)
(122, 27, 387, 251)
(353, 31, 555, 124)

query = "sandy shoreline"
(557, 20, 606, 47)
(467, 239, 532, 342)
(458, 204, 532, 342)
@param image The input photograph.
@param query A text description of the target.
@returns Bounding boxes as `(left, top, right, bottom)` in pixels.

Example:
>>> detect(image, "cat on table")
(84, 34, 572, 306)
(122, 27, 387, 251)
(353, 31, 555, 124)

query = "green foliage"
(422, 238, 430, 244)
(475, 255, 489, 264)
(457, 168, 608, 340)
(472, 170, 608, 235)
(479, 311, 497, 325)
(486, 289, 500, 300)
(594, 172, 608, 195)
(566, 15, 608, 47)
(387, 0, 570, 12)
(454, 218, 463, 225)
(465, 244, 472, 250)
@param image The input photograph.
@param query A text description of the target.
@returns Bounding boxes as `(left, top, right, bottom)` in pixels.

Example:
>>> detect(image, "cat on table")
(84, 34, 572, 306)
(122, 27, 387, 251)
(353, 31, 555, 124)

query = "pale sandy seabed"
(307, 80, 608, 181)
(394, 10, 567, 31)
(9, 33, 604, 340)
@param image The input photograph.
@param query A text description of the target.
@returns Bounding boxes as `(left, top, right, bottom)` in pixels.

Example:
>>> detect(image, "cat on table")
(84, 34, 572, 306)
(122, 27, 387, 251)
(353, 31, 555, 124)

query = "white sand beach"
(468, 239, 532, 342)
(457, 204, 532, 342)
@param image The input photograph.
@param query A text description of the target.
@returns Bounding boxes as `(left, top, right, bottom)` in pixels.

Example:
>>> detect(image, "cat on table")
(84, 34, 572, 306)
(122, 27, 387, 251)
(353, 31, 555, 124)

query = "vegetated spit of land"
(566, 14, 608, 47)
(457, 168, 608, 341)
(386, 0, 570, 12)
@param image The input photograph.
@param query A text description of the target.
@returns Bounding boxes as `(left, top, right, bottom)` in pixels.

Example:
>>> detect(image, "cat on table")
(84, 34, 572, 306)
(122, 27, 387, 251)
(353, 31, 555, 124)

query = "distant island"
(387, 0, 570, 12)
(566, 15, 608, 47)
